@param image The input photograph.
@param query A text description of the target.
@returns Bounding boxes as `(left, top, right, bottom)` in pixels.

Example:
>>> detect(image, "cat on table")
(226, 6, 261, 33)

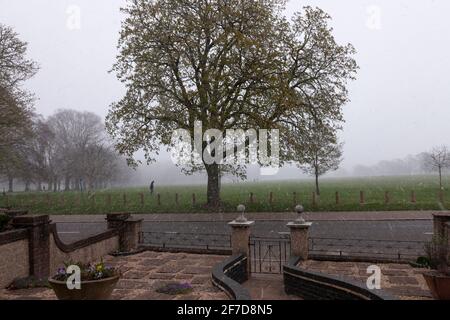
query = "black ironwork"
(249, 236, 291, 274)
(308, 237, 428, 261)
(140, 231, 231, 251)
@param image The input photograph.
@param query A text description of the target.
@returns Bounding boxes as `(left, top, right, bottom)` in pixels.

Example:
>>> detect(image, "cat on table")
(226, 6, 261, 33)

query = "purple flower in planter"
(57, 267, 66, 275)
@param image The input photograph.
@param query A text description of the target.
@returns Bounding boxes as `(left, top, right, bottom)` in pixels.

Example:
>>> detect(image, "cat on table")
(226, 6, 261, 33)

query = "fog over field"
(1, 0, 449, 186)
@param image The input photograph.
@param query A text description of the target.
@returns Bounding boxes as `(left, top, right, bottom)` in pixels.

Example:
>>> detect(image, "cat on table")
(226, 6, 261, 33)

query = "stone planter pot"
(423, 271, 450, 300)
(48, 276, 120, 300)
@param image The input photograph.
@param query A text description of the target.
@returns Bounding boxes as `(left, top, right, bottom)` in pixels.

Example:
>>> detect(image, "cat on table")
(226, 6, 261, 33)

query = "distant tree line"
(353, 146, 450, 189)
(0, 109, 131, 193)
(0, 23, 129, 193)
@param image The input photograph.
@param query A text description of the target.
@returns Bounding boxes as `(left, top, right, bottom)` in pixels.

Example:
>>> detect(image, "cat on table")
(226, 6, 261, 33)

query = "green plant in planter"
(424, 235, 450, 275)
(49, 260, 121, 300)
(422, 235, 450, 300)
(52, 260, 120, 282)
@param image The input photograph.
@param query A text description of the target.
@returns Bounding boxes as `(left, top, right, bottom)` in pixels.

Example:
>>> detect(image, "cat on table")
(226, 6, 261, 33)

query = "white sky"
(1, 0, 450, 173)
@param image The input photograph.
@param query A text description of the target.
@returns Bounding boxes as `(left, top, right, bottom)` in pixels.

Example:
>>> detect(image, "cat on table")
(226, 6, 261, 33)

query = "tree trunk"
(315, 167, 320, 196)
(25, 181, 30, 192)
(8, 176, 13, 193)
(64, 176, 70, 192)
(206, 163, 221, 207)
(439, 166, 443, 190)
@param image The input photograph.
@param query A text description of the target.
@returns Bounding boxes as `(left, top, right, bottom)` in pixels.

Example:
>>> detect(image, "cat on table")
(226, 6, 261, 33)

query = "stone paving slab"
(243, 274, 301, 300)
(0, 252, 228, 300)
(299, 260, 433, 300)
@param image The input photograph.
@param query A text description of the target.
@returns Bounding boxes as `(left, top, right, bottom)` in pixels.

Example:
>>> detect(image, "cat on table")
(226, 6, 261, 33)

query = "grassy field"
(1, 175, 450, 215)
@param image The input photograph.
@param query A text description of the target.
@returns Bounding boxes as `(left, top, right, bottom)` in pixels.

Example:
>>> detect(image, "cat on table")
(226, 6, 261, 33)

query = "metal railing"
(249, 236, 291, 274)
(308, 237, 428, 261)
(140, 231, 232, 251)
(140, 231, 430, 263)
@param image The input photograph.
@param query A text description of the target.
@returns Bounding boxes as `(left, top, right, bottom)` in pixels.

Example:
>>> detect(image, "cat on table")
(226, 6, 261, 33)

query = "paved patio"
(298, 260, 433, 300)
(0, 251, 434, 300)
(244, 274, 301, 300)
(0, 251, 228, 300)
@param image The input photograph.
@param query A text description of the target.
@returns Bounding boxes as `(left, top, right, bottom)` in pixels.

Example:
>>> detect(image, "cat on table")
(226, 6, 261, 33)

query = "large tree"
(292, 91, 344, 196)
(47, 109, 107, 191)
(0, 24, 39, 191)
(106, 0, 358, 207)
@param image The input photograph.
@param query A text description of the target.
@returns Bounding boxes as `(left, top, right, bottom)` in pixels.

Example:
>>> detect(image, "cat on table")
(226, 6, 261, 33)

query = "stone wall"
(49, 232, 120, 274)
(212, 254, 251, 300)
(283, 256, 394, 300)
(0, 214, 141, 288)
(0, 230, 29, 288)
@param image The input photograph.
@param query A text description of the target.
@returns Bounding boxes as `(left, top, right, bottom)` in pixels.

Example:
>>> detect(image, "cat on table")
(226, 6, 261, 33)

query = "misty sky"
(1, 0, 450, 176)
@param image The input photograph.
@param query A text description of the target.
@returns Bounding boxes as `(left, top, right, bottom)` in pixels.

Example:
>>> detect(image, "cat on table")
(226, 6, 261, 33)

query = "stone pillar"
(229, 219, 254, 275)
(288, 205, 312, 261)
(433, 213, 450, 240)
(106, 213, 130, 229)
(12, 215, 51, 279)
(106, 213, 143, 253)
(229, 220, 254, 256)
(287, 222, 312, 260)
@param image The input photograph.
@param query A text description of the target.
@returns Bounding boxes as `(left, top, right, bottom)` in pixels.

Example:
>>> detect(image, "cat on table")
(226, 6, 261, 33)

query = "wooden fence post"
(360, 191, 365, 205)
(250, 192, 254, 204)
(384, 191, 390, 204)
(411, 191, 416, 204)
(61, 195, 65, 206)
(192, 193, 196, 206)
(335, 192, 340, 205)
(157, 193, 161, 206)
(140, 193, 145, 206)
(175, 193, 179, 205)
(269, 192, 273, 205)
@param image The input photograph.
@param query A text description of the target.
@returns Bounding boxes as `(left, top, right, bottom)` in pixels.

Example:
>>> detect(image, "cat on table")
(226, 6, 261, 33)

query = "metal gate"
(249, 236, 291, 274)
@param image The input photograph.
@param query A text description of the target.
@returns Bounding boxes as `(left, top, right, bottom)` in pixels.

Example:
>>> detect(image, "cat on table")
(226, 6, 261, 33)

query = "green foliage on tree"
(106, 0, 358, 207)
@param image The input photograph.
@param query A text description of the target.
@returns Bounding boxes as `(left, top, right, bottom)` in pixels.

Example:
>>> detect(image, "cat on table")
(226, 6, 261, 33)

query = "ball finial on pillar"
(288, 204, 312, 260)
(295, 204, 306, 224)
(236, 204, 247, 223)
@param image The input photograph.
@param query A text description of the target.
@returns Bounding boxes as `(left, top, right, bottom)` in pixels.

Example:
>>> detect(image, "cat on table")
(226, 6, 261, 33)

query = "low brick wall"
(0, 229, 29, 288)
(212, 255, 251, 300)
(49, 224, 120, 273)
(283, 257, 395, 300)
(0, 214, 141, 288)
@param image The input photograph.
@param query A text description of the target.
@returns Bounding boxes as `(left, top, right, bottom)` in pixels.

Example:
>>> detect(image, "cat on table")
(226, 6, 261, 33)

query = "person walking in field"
(149, 181, 155, 195)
